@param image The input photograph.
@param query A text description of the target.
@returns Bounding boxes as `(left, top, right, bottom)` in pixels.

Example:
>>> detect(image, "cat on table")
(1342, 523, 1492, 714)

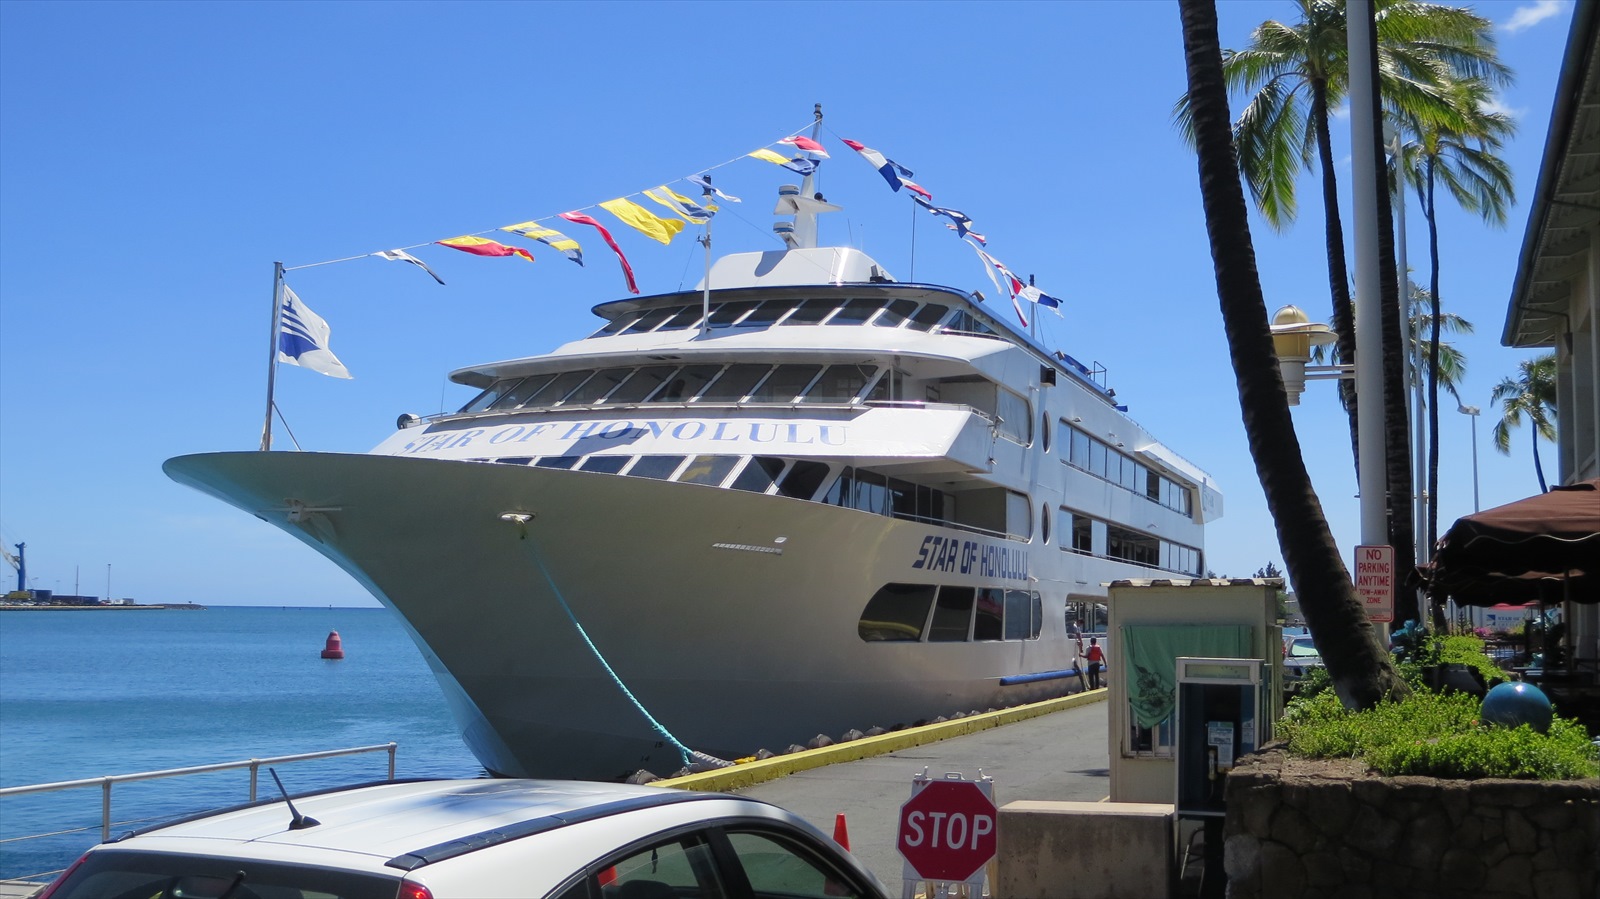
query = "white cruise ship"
(165, 169, 1222, 781)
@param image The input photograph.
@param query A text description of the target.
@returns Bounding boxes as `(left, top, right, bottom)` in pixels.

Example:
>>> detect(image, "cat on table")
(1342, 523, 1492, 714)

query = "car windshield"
(1288, 638, 1320, 659)
(45, 849, 399, 899)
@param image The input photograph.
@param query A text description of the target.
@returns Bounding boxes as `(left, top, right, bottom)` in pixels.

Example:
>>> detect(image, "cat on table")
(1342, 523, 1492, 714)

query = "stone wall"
(1222, 747, 1600, 899)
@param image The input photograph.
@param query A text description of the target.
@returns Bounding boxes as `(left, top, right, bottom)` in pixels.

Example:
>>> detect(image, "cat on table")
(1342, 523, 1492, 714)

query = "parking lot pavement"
(736, 698, 1110, 895)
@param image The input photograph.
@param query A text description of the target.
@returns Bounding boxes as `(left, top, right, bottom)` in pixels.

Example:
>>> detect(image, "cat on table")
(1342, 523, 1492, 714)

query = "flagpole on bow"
(260, 261, 284, 451)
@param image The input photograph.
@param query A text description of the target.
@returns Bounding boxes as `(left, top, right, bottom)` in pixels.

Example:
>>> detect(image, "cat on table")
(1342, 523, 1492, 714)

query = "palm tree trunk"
(1532, 429, 1548, 492)
(1178, 0, 1406, 711)
(1311, 81, 1363, 478)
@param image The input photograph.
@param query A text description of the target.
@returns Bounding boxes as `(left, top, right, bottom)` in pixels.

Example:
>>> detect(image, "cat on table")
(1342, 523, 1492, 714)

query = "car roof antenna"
(267, 767, 321, 830)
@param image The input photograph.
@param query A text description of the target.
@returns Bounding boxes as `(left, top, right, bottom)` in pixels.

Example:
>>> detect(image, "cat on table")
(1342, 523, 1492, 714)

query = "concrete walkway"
(736, 698, 1110, 896)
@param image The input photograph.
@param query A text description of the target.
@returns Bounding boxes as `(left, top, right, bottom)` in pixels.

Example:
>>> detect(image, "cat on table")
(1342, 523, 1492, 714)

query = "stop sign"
(897, 779, 998, 883)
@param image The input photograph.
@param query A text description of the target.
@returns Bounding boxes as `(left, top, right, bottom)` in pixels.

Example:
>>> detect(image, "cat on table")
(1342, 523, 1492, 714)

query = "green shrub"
(1278, 687, 1599, 779)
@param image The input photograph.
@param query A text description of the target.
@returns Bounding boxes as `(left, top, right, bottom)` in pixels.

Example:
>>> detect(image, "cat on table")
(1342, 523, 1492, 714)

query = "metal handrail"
(0, 743, 397, 843)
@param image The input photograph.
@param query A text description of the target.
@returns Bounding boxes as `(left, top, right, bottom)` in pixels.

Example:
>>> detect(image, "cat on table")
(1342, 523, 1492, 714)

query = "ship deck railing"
(414, 397, 991, 428)
(0, 743, 398, 886)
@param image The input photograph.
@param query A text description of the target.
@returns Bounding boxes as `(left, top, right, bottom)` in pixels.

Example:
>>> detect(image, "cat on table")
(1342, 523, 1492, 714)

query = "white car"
(1283, 635, 1325, 691)
(35, 778, 888, 899)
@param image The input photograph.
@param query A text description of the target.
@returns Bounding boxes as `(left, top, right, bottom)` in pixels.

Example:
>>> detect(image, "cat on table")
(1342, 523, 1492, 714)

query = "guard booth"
(1105, 578, 1283, 805)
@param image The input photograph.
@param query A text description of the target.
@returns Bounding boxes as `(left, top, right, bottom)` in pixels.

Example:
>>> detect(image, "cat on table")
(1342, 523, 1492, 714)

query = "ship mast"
(793, 104, 824, 249)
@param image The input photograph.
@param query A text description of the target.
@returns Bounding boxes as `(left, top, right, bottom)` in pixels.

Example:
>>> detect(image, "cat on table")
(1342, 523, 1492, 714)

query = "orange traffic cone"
(832, 813, 850, 850)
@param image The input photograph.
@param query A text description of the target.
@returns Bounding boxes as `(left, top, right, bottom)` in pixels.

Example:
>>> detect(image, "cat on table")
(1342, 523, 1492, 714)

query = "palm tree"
(1177, 0, 1407, 710)
(1407, 286, 1472, 399)
(1179, 0, 1508, 472)
(1394, 76, 1515, 551)
(1491, 354, 1558, 492)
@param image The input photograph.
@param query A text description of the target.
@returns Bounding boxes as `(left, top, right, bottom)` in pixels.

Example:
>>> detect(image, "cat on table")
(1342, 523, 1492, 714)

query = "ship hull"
(165, 451, 1079, 780)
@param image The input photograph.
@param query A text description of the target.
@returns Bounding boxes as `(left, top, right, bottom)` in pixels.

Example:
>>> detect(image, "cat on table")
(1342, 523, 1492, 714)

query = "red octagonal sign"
(897, 780, 998, 883)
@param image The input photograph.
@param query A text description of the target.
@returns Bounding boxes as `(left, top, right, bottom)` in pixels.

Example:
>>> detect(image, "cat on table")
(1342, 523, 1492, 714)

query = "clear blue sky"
(0, 0, 1576, 607)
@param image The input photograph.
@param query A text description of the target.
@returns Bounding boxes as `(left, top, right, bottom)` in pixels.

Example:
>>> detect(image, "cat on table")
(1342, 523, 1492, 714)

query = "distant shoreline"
(0, 604, 209, 611)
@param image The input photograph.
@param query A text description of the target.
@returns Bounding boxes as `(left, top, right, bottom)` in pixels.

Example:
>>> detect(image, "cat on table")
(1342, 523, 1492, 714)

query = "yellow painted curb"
(653, 688, 1108, 793)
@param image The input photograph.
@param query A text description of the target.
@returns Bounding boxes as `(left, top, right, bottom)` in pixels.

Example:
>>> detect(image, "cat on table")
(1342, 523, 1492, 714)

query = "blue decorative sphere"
(1480, 682, 1553, 734)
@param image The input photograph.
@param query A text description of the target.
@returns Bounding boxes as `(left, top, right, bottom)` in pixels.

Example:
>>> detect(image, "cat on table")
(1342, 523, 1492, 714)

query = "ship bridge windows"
(588, 295, 965, 339)
(706, 300, 761, 328)
(540, 370, 599, 406)
(858, 583, 1042, 643)
(781, 297, 843, 326)
(462, 378, 527, 413)
(827, 297, 885, 326)
(657, 306, 708, 331)
(874, 298, 921, 328)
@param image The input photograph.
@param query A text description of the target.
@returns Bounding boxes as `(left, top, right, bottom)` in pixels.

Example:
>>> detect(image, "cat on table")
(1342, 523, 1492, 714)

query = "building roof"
(1506, 2, 1600, 348)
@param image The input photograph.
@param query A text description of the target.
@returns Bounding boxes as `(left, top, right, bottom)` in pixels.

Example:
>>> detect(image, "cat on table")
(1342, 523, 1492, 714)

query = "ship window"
(874, 298, 920, 327)
(535, 456, 581, 470)
(490, 374, 559, 410)
(858, 583, 935, 642)
(494, 457, 533, 465)
(740, 300, 789, 328)
(864, 373, 892, 403)
(852, 469, 889, 516)
(1122, 459, 1142, 492)
(461, 379, 522, 413)
(887, 477, 919, 521)
(579, 456, 629, 474)
(1090, 441, 1109, 478)
(1006, 491, 1031, 540)
(622, 306, 680, 333)
(777, 460, 830, 500)
(562, 368, 633, 404)
(996, 389, 1031, 445)
(606, 365, 679, 404)
(907, 303, 949, 331)
(828, 297, 883, 326)
(730, 456, 786, 493)
(649, 364, 722, 402)
(707, 301, 760, 328)
(928, 587, 974, 642)
(1074, 514, 1093, 553)
(677, 455, 739, 486)
(657, 305, 708, 331)
(1069, 428, 1091, 468)
(974, 588, 1004, 641)
(1041, 506, 1051, 544)
(700, 364, 771, 403)
(750, 364, 822, 403)
(781, 298, 840, 325)
(627, 455, 685, 480)
(821, 467, 854, 507)
(595, 312, 641, 336)
(1004, 590, 1033, 641)
(532, 370, 597, 407)
(801, 365, 875, 404)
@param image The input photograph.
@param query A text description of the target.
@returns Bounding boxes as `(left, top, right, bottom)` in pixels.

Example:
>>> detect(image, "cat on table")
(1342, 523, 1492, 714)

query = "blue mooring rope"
(520, 533, 730, 772)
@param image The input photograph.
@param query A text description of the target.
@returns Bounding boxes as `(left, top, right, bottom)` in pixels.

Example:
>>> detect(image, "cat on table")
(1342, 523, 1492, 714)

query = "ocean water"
(0, 606, 484, 881)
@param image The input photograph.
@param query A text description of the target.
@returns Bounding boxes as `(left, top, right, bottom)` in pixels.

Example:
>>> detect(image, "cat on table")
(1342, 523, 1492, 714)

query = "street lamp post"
(1459, 405, 1481, 513)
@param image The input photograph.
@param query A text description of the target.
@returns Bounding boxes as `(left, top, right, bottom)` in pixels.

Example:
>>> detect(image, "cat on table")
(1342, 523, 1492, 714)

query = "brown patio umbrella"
(1423, 478, 1600, 606)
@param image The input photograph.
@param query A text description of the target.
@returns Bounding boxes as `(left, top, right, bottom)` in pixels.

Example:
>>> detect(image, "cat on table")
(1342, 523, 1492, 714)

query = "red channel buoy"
(320, 630, 345, 660)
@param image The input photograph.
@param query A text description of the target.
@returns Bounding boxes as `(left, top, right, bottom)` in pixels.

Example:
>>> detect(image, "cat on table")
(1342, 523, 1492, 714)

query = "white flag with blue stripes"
(278, 285, 352, 379)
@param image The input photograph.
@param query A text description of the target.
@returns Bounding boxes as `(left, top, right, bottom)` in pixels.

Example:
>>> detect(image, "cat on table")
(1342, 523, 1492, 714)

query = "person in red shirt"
(1085, 637, 1106, 690)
